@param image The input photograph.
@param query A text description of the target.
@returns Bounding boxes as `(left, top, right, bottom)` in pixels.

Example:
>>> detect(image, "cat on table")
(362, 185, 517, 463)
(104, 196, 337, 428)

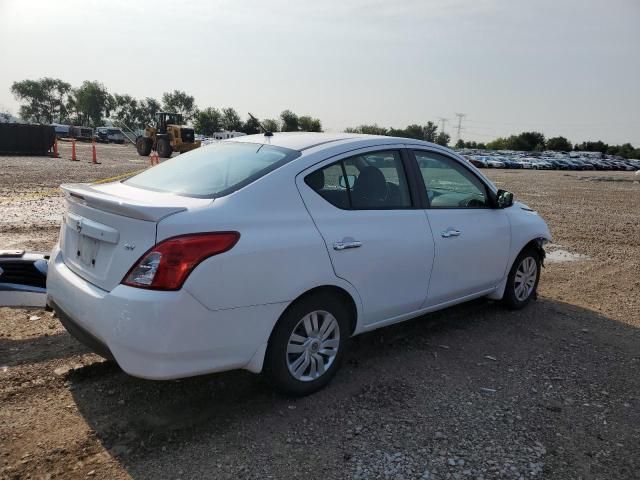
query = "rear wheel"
(264, 292, 350, 396)
(502, 248, 541, 309)
(135, 136, 152, 156)
(157, 137, 173, 158)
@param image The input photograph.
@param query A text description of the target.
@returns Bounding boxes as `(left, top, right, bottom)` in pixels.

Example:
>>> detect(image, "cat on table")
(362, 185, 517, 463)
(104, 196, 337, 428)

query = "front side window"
(305, 150, 412, 210)
(125, 142, 299, 197)
(414, 150, 489, 208)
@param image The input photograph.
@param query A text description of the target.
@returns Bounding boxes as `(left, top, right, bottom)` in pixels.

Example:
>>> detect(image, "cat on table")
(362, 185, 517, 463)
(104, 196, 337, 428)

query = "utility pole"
(454, 113, 466, 143)
(437, 117, 448, 135)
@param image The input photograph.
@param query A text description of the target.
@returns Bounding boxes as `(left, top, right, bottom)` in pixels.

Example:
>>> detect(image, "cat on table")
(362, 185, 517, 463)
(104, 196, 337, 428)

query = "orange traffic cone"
(71, 138, 78, 161)
(91, 139, 100, 164)
(150, 150, 159, 166)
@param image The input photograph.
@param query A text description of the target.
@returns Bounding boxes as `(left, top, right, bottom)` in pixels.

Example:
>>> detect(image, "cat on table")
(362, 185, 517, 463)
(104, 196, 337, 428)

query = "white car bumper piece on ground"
(48, 133, 551, 395)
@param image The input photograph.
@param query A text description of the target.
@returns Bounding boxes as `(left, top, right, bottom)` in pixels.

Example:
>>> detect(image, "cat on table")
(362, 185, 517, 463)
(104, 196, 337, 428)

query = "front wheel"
(502, 248, 541, 309)
(157, 137, 173, 158)
(136, 136, 152, 156)
(263, 293, 350, 396)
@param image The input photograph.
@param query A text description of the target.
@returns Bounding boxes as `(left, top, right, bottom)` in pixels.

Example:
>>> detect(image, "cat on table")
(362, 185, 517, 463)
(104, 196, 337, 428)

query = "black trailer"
(0, 123, 56, 155)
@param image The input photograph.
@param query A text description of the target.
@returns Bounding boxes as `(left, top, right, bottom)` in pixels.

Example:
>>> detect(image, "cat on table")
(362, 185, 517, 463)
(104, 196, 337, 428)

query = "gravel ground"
(1, 145, 639, 479)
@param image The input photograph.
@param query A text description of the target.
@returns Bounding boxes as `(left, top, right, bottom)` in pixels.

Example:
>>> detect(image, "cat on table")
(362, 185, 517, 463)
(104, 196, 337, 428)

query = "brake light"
(122, 232, 240, 290)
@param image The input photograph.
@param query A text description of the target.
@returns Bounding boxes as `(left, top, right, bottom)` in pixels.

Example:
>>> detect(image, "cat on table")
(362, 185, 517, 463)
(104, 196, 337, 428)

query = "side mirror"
(339, 175, 356, 189)
(496, 189, 514, 208)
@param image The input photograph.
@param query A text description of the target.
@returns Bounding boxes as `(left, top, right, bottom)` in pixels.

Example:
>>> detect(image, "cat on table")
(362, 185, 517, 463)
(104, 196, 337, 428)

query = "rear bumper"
(52, 300, 115, 360)
(47, 246, 287, 379)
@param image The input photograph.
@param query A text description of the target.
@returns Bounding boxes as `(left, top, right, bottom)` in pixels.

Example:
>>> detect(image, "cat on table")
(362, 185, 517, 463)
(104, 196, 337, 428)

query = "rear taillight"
(122, 232, 240, 290)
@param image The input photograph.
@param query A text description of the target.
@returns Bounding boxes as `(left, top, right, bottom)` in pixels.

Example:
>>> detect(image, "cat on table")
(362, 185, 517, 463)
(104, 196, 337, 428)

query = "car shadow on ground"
(66, 297, 640, 479)
(0, 331, 89, 367)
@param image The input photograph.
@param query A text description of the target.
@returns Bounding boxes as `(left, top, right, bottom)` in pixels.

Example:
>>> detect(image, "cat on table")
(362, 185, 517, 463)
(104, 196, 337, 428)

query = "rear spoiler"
(61, 183, 187, 222)
(0, 250, 48, 307)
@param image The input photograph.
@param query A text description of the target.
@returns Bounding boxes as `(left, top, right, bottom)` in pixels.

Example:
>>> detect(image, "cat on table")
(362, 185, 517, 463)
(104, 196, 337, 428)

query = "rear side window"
(125, 142, 299, 198)
(305, 150, 412, 210)
(305, 162, 350, 209)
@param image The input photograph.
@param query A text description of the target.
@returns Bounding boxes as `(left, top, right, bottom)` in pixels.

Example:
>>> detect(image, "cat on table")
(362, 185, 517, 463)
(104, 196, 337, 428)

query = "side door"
(296, 147, 435, 326)
(410, 149, 511, 306)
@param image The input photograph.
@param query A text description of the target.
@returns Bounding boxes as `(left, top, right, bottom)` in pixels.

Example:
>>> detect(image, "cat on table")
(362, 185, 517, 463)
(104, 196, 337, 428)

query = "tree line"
(6, 77, 639, 158)
(8, 77, 322, 135)
(455, 132, 640, 159)
(342, 124, 639, 159)
(344, 122, 451, 146)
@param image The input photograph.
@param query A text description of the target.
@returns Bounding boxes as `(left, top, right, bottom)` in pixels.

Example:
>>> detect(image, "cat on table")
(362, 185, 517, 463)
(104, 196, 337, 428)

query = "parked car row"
(52, 124, 94, 141)
(463, 152, 640, 171)
(94, 127, 126, 144)
(51, 124, 127, 144)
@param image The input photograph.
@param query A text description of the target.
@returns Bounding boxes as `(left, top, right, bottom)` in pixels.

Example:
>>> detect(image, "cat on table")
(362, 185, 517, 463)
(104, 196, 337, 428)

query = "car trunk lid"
(59, 182, 212, 291)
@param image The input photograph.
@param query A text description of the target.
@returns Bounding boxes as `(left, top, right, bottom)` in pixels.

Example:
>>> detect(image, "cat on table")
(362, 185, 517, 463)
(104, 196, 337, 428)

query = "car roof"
(227, 132, 438, 152)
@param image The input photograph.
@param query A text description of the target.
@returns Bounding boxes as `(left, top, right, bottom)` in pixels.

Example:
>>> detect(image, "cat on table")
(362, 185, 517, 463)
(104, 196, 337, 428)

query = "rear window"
(124, 142, 299, 198)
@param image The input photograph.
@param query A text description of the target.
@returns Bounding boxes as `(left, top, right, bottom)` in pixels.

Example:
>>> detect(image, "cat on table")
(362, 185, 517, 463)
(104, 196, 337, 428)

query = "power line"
(465, 118, 640, 129)
(435, 114, 640, 145)
(461, 130, 502, 138)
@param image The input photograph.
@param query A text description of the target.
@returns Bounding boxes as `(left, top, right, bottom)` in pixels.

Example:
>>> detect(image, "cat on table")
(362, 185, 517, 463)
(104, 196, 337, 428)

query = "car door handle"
(441, 229, 461, 238)
(333, 241, 362, 250)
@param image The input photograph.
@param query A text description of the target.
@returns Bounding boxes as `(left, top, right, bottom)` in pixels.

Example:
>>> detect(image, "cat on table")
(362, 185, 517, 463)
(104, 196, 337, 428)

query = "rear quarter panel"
(156, 167, 362, 314)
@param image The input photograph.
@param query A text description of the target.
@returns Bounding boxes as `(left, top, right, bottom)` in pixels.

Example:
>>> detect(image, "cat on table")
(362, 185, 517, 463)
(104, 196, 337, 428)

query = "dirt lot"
(1, 143, 639, 480)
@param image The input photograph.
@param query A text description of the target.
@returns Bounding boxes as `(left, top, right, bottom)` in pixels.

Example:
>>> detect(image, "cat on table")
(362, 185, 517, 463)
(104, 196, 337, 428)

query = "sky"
(0, 0, 638, 145)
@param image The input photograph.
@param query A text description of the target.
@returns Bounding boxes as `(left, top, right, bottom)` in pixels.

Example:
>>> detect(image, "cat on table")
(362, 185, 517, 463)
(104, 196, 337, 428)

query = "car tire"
(263, 292, 350, 396)
(502, 248, 541, 310)
(157, 137, 173, 158)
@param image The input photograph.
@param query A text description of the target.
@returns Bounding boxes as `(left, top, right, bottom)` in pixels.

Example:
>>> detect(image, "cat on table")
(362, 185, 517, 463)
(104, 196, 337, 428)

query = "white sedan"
(486, 159, 505, 168)
(47, 133, 551, 395)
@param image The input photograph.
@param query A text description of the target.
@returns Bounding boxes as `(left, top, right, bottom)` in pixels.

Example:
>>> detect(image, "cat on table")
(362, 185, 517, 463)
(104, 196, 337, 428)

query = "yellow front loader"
(136, 112, 201, 158)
